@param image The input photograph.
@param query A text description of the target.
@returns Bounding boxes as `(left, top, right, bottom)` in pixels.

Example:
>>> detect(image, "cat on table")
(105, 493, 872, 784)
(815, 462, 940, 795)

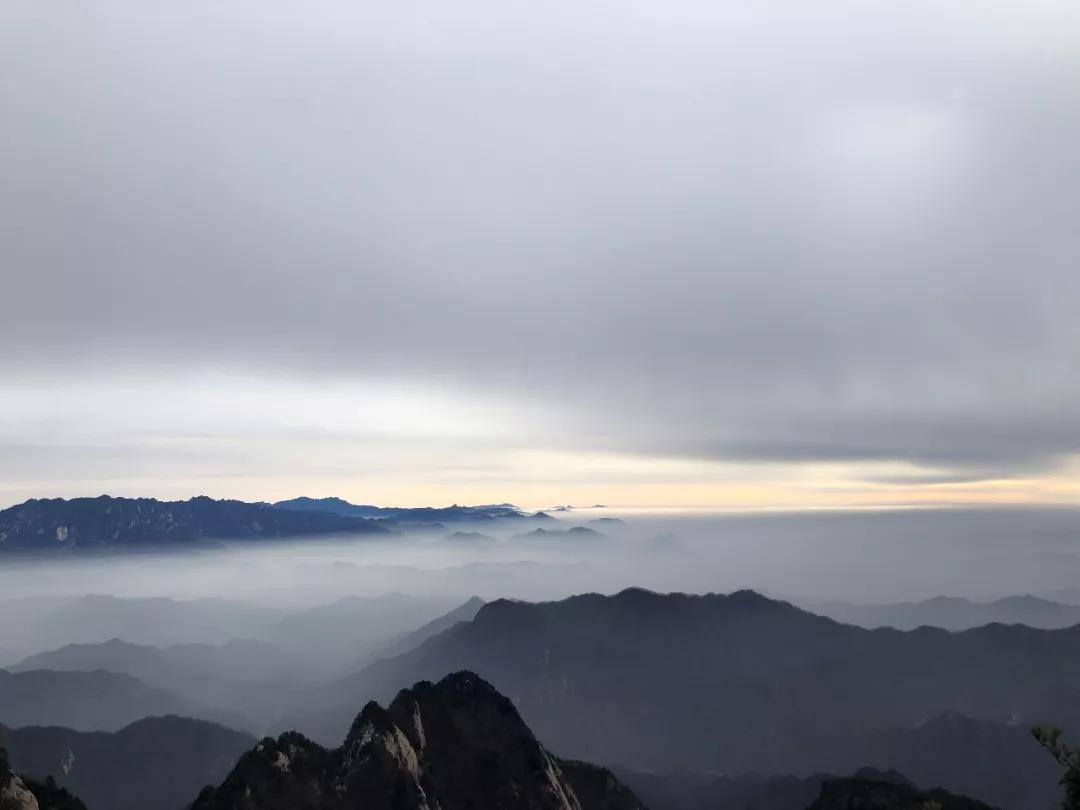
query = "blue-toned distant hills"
(0, 496, 549, 553)
(273, 496, 551, 525)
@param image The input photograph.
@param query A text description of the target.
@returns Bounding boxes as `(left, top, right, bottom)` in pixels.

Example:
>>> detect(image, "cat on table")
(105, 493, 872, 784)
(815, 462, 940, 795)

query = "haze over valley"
(4, 0, 1080, 807)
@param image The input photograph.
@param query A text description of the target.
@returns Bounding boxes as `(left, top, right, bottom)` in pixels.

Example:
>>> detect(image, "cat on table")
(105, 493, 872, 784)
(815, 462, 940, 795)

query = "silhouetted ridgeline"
(273, 497, 553, 526)
(796, 593, 1080, 631)
(0, 716, 253, 810)
(310, 588, 1075, 809)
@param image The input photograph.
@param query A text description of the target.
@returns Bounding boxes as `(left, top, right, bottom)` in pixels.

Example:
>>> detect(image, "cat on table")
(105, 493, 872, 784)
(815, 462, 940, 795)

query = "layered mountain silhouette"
(311, 588, 1075, 809)
(798, 593, 1080, 631)
(0, 716, 252, 810)
(512, 527, 607, 542)
(11, 639, 304, 732)
(372, 597, 486, 661)
(273, 498, 554, 527)
(0, 497, 388, 553)
(192, 671, 644, 810)
(0, 595, 284, 655)
(0, 669, 195, 732)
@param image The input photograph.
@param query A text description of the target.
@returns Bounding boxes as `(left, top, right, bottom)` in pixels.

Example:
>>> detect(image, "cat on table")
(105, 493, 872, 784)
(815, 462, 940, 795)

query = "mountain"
(3, 745, 88, 810)
(0, 716, 253, 810)
(191, 671, 645, 810)
(807, 773, 997, 809)
(615, 767, 958, 810)
(858, 712, 1059, 809)
(11, 638, 307, 732)
(798, 594, 1080, 631)
(0, 595, 284, 659)
(270, 593, 460, 679)
(272, 498, 552, 527)
(619, 715, 1054, 810)
(0, 497, 387, 553)
(0, 669, 230, 733)
(373, 597, 486, 660)
(1, 747, 40, 810)
(513, 527, 607, 542)
(313, 588, 1078, 809)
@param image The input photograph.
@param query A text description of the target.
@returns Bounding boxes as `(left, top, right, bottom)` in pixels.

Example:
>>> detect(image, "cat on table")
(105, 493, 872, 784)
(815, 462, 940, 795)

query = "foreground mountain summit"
(192, 671, 644, 810)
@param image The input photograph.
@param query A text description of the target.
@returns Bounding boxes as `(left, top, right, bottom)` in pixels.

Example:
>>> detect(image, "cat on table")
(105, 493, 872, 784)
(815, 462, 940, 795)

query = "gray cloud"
(2, 0, 1079, 481)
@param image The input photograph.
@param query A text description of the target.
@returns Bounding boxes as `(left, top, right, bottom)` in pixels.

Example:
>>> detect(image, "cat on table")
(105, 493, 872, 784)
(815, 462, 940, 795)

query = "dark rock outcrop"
(2, 748, 86, 810)
(192, 671, 645, 810)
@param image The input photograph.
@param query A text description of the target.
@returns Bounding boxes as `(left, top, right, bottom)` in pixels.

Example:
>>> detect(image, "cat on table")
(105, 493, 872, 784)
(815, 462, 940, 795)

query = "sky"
(2, 0, 1080, 509)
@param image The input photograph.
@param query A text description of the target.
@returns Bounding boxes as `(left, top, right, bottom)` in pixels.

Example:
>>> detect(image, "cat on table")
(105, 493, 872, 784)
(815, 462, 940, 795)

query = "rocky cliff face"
(0, 749, 37, 810)
(192, 671, 646, 810)
(1, 748, 86, 810)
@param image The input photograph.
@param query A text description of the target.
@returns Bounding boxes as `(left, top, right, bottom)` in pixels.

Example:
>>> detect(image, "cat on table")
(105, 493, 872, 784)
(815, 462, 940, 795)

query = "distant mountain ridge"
(0, 716, 253, 810)
(796, 593, 1080, 631)
(0, 496, 563, 552)
(192, 671, 644, 810)
(0, 496, 387, 553)
(10, 638, 307, 733)
(0, 668, 246, 733)
(272, 497, 553, 526)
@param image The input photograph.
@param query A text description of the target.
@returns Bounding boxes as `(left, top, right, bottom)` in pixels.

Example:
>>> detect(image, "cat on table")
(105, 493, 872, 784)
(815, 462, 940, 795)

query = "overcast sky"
(2, 0, 1080, 508)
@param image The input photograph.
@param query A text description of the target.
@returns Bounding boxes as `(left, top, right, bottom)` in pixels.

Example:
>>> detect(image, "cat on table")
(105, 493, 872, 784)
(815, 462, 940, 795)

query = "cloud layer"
(3, 0, 1079, 502)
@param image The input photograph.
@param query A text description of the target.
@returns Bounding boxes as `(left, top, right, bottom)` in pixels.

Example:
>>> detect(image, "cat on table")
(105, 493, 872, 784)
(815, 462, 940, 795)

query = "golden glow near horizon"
(2, 374, 1078, 510)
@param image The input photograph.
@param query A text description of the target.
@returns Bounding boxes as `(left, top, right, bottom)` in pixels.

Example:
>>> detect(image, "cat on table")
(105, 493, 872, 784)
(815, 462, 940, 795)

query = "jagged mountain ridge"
(796, 593, 1080, 631)
(192, 671, 644, 810)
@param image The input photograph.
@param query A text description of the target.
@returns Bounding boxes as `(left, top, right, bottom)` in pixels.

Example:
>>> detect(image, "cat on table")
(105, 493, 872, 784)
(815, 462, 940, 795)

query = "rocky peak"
(192, 672, 645, 810)
(1, 749, 37, 810)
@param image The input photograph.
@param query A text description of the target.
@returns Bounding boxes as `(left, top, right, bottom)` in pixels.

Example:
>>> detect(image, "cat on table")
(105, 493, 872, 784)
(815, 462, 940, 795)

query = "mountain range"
(0, 716, 253, 810)
(273, 497, 553, 527)
(0, 669, 203, 733)
(796, 593, 1080, 631)
(307, 588, 1076, 809)
(0, 496, 556, 554)
(0, 497, 386, 553)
